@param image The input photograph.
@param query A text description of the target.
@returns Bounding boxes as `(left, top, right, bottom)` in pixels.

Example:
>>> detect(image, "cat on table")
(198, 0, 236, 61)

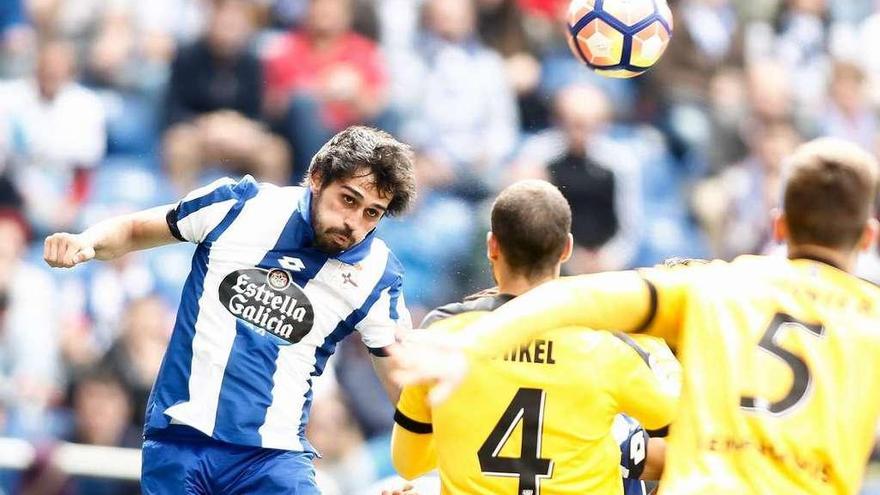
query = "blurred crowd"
(3, 0, 880, 493)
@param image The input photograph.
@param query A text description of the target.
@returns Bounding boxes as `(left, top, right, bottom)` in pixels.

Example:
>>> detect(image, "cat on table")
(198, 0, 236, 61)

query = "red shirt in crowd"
(264, 31, 387, 130)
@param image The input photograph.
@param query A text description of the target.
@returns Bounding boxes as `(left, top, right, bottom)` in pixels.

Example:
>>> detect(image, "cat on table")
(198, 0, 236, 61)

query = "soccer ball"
(566, 0, 673, 78)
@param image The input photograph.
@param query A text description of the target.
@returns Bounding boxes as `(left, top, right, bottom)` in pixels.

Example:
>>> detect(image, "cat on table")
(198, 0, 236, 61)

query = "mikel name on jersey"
(496, 339, 556, 364)
(218, 268, 315, 344)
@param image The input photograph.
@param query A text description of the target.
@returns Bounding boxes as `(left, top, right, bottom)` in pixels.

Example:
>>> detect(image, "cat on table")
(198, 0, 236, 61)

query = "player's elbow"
(392, 458, 427, 481)
(390, 427, 436, 480)
(391, 448, 432, 480)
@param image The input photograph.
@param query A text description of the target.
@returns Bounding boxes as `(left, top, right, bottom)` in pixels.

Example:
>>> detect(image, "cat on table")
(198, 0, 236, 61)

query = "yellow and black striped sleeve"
(469, 270, 687, 359)
(394, 383, 433, 434)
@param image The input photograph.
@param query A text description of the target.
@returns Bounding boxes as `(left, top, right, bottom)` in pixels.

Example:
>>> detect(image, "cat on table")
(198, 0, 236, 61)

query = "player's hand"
(43, 233, 96, 268)
(381, 482, 418, 495)
(389, 330, 470, 406)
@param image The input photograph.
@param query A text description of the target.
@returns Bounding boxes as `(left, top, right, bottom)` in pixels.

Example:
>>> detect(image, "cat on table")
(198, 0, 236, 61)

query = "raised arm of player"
(390, 269, 689, 401)
(44, 204, 179, 268)
(465, 271, 678, 361)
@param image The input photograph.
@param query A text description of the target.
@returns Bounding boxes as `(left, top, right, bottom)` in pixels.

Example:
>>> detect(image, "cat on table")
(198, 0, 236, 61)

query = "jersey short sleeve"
(166, 175, 260, 244)
(629, 334, 682, 399)
(355, 275, 412, 355)
(610, 333, 679, 430)
(395, 381, 433, 433)
(635, 265, 696, 347)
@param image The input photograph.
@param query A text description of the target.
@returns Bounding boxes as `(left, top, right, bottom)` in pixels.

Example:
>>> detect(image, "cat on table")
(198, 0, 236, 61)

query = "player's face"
(310, 169, 392, 253)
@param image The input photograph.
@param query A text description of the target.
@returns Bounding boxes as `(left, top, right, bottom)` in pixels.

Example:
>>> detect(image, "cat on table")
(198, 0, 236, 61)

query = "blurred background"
(2, 0, 880, 493)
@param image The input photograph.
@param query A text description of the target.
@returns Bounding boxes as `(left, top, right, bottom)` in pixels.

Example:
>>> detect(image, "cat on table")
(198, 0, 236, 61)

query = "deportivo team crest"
(218, 268, 315, 345)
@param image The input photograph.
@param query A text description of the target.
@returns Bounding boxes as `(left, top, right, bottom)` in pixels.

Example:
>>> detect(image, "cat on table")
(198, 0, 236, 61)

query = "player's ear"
(858, 217, 879, 252)
(771, 209, 788, 244)
(559, 233, 574, 264)
(487, 231, 500, 262)
(308, 171, 323, 193)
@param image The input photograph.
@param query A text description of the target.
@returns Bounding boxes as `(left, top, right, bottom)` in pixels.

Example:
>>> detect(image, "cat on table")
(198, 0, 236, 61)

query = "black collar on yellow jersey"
(420, 292, 516, 328)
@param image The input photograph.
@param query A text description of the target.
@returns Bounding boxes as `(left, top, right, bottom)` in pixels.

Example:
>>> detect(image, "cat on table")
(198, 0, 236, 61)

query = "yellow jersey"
(466, 256, 880, 495)
(395, 293, 679, 495)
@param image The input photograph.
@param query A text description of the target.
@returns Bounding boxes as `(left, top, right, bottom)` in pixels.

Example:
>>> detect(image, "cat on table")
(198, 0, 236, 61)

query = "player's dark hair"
(783, 138, 879, 250)
(304, 126, 416, 216)
(491, 180, 571, 278)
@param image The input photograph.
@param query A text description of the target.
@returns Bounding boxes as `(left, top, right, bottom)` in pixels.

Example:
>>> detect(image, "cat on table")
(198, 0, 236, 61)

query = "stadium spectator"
(400, 0, 518, 200)
(307, 389, 384, 493)
(68, 368, 141, 448)
(50, 368, 141, 495)
(161, 111, 291, 191)
(744, 0, 832, 121)
(823, 60, 878, 151)
(647, 0, 743, 160)
(265, 0, 390, 179)
(0, 209, 61, 437)
(0, 38, 106, 235)
(744, 59, 799, 128)
(513, 83, 641, 272)
(57, 252, 159, 377)
(0, 0, 32, 78)
(475, 0, 550, 131)
(161, 0, 289, 189)
(99, 295, 172, 428)
(693, 120, 802, 259)
(859, 10, 880, 108)
(164, 0, 262, 126)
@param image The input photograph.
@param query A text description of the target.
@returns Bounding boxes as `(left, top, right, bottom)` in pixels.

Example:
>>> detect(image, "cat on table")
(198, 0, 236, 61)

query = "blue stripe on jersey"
(296, 256, 401, 448)
(211, 319, 286, 445)
(386, 256, 404, 321)
(145, 243, 209, 431)
(623, 479, 647, 495)
(146, 184, 257, 432)
(212, 201, 328, 446)
(338, 229, 377, 265)
(177, 180, 240, 220)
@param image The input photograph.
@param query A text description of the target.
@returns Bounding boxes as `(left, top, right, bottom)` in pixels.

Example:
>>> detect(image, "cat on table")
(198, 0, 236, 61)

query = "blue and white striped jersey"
(145, 176, 411, 452)
(614, 414, 650, 495)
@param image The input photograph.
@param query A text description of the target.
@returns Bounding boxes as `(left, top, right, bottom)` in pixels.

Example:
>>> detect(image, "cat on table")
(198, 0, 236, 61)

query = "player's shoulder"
(603, 331, 654, 367)
(420, 289, 515, 329)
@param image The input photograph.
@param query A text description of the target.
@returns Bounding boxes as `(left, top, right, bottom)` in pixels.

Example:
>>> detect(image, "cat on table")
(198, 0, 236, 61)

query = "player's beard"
(310, 196, 356, 254)
(314, 226, 355, 254)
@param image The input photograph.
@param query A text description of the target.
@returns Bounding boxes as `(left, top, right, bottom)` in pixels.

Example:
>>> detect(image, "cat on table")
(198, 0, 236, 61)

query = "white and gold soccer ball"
(566, 0, 674, 78)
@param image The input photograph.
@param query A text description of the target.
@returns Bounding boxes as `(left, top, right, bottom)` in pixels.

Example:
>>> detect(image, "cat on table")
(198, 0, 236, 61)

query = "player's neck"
(496, 271, 558, 297)
(787, 244, 856, 273)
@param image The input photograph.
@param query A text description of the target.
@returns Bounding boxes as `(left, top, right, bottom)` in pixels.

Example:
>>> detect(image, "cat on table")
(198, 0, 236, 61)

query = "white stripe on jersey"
(258, 242, 393, 449)
(164, 184, 298, 434)
(177, 199, 238, 243)
(357, 284, 396, 348)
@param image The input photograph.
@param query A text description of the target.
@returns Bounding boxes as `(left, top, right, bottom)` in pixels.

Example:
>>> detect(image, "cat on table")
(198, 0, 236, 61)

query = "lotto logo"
(279, 256, 305, 272)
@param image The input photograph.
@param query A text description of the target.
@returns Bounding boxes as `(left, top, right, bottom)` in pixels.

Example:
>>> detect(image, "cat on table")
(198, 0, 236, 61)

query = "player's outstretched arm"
(464, 271, 654, 359)
(372, 352, 402, 403)
(390, 271, 659, 402)
(44, 204, 179, 268)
